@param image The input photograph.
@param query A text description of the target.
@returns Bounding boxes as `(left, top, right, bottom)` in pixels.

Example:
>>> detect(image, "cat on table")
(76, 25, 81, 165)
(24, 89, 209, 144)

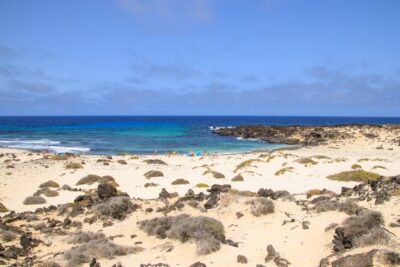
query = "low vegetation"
(351, 164, 362, 170)
(1, 231, 17, 242)
(196, 183, 209, 188)
(138, 214, 225, 255)
(274, 167, 294, 176)
(144, 170, 164, 179)
(327, 170, 380, 182)
(143, 159, 167, 165)
(39, 180, 60, 188)
(231, 174, 244, 182)
(203, 169, 225, 179)
(64, 232, 136, 266)
(246, 198, 275, 216)
(171, 178, 189, 185)
(294, 157, 317, 166)
(23, 196, 46, 205)
(65, 162, 83, 169)
(234, 159, 263, 173)
(93, 196, 139, 220)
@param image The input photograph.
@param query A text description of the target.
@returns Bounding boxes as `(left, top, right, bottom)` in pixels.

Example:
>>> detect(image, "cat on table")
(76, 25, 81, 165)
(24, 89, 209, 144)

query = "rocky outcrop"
(212, 124, 400, 146)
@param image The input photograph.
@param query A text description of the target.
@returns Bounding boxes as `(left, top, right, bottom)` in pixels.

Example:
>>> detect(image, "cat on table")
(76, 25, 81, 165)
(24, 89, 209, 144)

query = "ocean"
(0, 116, 399, 155)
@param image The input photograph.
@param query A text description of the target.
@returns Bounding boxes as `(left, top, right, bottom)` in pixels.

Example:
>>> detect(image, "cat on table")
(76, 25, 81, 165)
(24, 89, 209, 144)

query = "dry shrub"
(203, 170, 225, 179)
(76, 174, 101, 185)
(327, 170, 380, 182)
(314, 199, 360, 215)
(246, 198, 275, 217)
(39, 180, 60, 188)
(34, 188, 59, 197)
(231, 174, 244, 182)
(64, 234, 135, 266)
(67, 231, 106, 244)
(23, 196, 46, 205)
(93, 196, 139, 220)
(143, 159, 167, 165)
(144, 170, 164, 179)
(171, 179, 189, 185)
(2, 231, 17, 242)
(65, 162, 83, 169)
(138, 214, 225, 255)
(295, 157, 317, 166)
(333, 210, 392, 251)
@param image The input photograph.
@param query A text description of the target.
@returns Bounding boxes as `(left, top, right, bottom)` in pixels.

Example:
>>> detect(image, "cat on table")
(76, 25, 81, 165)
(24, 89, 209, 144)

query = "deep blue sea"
(0, 116, 399, 155)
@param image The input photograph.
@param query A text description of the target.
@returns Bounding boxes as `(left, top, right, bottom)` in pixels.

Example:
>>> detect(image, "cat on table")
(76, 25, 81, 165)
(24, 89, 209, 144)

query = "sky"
(0, 0, 399, 116)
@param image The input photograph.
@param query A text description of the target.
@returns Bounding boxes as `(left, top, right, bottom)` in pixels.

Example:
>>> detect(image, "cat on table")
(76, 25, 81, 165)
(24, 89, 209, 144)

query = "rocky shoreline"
(211, 124, 400, 146)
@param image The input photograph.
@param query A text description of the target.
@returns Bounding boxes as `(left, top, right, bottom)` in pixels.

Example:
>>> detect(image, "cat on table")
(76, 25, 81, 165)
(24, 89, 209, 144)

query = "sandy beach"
(1, 125, 400, 266)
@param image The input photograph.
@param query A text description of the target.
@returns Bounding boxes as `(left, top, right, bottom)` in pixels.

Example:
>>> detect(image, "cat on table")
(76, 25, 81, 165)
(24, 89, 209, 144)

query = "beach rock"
(212, 125, 354, 145)
(332, 249, 377, 267)
(98, 183, 117, 199)
(74, 195, 93, 207)
(224, 239, 238, 247)
(258, 188, 290, 200)
(159, 188, 171, 199)
(90, 257, 101, 267)
(20, 232, 41, 251)
(274, 257, 291, 267)
(189, 262, 206, 267)
(265, 244, 276, 262)
(237, 255, 248, 264)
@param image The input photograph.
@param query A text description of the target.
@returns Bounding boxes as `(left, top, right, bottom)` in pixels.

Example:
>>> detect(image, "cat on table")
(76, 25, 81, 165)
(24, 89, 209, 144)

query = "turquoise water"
(0, 116, 399, 155)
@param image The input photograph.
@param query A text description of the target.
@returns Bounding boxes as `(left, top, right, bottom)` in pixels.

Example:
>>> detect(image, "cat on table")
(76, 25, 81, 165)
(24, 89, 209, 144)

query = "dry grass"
(373, 165, 387, 170)
(327, 170, 380, 182)
(274, 167, 294, 176)
(203, 170, 225, 179)
(138, 214, 225, 255)
(306, 189, 321, 198)
(196, 183, 209, 188)
(351, 164, 362, 170)
(311, 155, 331, 160)
(234, 159, 263, 173)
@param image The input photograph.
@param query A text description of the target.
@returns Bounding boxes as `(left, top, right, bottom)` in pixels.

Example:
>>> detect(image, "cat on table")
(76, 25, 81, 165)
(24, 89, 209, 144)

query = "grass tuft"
(327, 170, 380, 182)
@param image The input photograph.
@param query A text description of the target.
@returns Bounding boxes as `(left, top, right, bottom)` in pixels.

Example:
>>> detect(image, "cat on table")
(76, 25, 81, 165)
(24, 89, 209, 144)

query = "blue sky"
(0, 0, 399, 116)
